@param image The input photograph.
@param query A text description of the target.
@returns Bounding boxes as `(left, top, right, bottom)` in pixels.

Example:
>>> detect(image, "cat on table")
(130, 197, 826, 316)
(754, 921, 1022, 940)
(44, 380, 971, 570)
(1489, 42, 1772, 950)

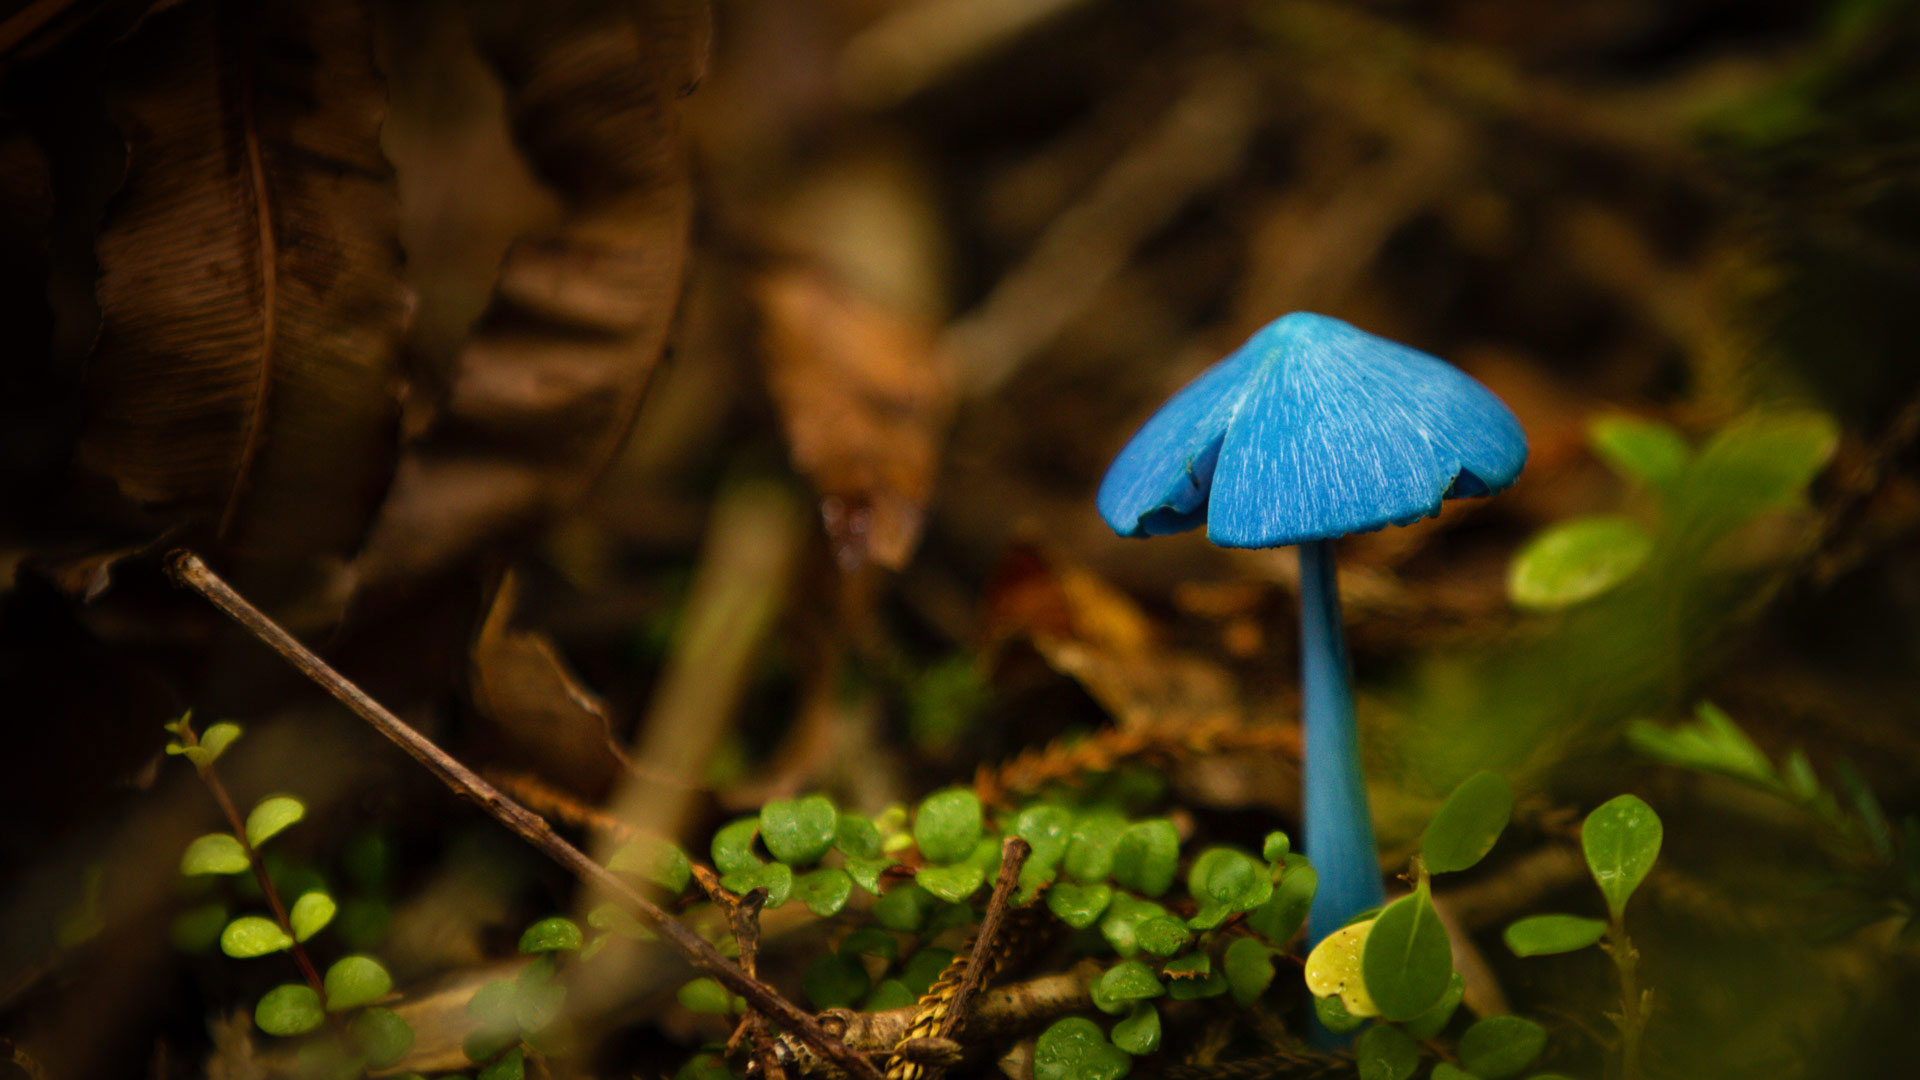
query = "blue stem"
(1298, 538, 1384, 945)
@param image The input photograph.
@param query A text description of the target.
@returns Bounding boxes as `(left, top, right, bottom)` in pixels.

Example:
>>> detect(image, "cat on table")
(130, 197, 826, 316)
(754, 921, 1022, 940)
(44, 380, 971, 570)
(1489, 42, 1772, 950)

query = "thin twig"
(939, 838, 1031, 1042)
(165, 551, 883, 1080)
(693, 867, 786, 1080)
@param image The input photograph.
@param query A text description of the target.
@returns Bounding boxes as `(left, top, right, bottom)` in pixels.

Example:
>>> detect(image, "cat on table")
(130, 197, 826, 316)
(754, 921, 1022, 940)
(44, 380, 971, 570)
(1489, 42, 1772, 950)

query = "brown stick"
(938, 837, 1031, 1042)
(165, 551, 882, 1080)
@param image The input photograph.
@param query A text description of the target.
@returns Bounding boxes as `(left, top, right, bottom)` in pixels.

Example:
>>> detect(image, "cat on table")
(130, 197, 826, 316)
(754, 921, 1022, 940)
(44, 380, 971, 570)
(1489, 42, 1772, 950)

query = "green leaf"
(1355, 1023, 1421, 1080)
(676, 1052, 735, 1080)
(1047, 881, 1114, 928)
(244, 796, 306, 848)
(477, 1047, 525, 1080)
(1092, 960, 1163, 1014)
(721, 862, 794, 908)
(1314, 993, 1366, 1034)
(1458, 1016, 1548, 1079)
(1503, 914, 1607, 957)
(1430, 1065, 1476, 1080)
(465, 979, 520, 1060)
(1626, 702, 1777, 787)
(170, 902, 229, 953)
(196, 721, 243, 765)
(1361, 886, 1454, 1021)
(1422, 772, 1513, 874)
(795, 867, 855, 916)
(678, 977, 736, 1014)
(1246, 861, 1315, 944)
(610, 836, 693, 894)
(1834, 759, 1894, 863)
(1262, 832, 1290, 864)
(220, 915, 293, 958)
(1186, 847, 1272, 928)
(1582, 794, 1663, 920)
(801, 953, 871, 1009)
(255, 983, 324, 1037)
(323, 954, 393, 1010)
(864, 979, 916, 1011)
(762, 795, 839, 866)
(588, 902, 655, 941)
(1508, 515, 1654, 610)
(1015, 804, 1075, 868)
(518, 916, 583, 954)
(914, 789, 983, 864)
(335, 897, 392, 952)
(1589, 414, 1690, 492)
(181, 833, 250, 876)
(290, 891, 335, 942)
(1674, 411, 1838, 535)
(1033, 1016, 1131, 1080)
(1111, 1002, 1161, 1056)
(1099, 893, 1171, 957)
(900, 947, 956, 997)
(835, 814, 883, 860)
(1164, 955, 1227, 1001)
(845, 855, 890, 895)
(1065, 810, 1126, 883)
(1133, 915, 1191, 957)
(1112, 820, 1179, 897)
(874, 883, 941, 932)
(1402, 972, 1466, 1040)
(351, 1006, 414, 1069)
(840, 927, 899, 959)
(917, 862, 987, 902)
(712, 818, 764, 875)
(515, 960, 566, 1033)
(1223, 937, 1275, 1006)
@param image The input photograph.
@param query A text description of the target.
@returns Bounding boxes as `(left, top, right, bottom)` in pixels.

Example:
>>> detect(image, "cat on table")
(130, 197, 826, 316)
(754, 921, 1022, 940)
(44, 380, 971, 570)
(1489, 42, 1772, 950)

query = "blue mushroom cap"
(1097, 313, 1528, 548)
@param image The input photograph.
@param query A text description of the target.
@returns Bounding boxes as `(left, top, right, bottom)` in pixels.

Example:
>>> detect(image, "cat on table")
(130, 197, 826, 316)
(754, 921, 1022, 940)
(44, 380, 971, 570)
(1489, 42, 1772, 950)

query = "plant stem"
(166, 551, 884, 1080)
(1297, 539, 1383, 944)
(1604, 921, 1647, 1080)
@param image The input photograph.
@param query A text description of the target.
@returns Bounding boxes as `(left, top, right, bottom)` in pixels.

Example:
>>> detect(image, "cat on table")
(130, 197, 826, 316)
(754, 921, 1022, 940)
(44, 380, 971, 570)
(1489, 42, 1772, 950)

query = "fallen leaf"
(80, 0, 410, 579)
(755, 264, 954, 570)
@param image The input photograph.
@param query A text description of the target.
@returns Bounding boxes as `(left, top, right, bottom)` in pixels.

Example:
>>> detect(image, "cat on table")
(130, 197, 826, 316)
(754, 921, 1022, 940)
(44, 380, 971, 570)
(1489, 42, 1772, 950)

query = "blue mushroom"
(1096, 312, 1526, 944)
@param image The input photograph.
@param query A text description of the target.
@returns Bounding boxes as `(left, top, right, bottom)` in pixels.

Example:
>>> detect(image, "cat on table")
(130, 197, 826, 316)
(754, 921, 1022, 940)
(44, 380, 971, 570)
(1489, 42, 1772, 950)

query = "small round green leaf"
(1582, 794, 1663, 920)
(1111, 1002, 1161, 1056)
(1093, 960, 1163, 1014)
(1355, 1023, 1420, 1080)
(1459, 1015, 1548, 1079)
(1589, 415, 1690, 491)
(324, 954, 393, 1011)
(518, 916, 583, 954)
(171, 902, 229, 953)
(1033, 1016, 1131, 1080)
(721, 862, 794, 908)
(900, 947, 957, 997)
(221, 915, 293, 958)
(1034, 881, 1103, 929)
(196, 722, 243, 765)
(1421, 772, 1513, 875)
(244, 796, 306, 848)
(181, 833, 250, 876)
(914, 789, 983, 864)
(1187, 847, 1272, 927)
(864, 979, 916, 1011)
(801, 953, 871, 1009)
(1113, 820, 1179, 897)
(1360, 887, 1454, 1021)
(762, 795, 839, 866)
(477, 1047, 526, 1080)
(255, 983, 325, 1037)
(1262, 831, 1290, 864)
(1246, 861, 1315, 944)
(712, 818, 763, 875)
(1222, 937, 1275, 1006)
(917, 862, 986, 902)
(844, 855, 890, 896)
(1504, 914, 1607, 957)
(1430, 1065, 1475, 1080)
(610, 836, 693, 894)
(795, 867, 855, 916)
(1508, 515, 1654, 610)
(835, 814, 883, 860)
(289, 891, 335, 942)
(1098, 894, 1170, 957)
(840, 927, 899, 959)
(678, 977, 736, 1015)
(1015, 804, 1074, 869)
(1064, 810, 1126, 883)
(874, 883, 941, 932)
(1314, 992, 1367, 1034)
(1133, 915, 1191, 957)
(351, 1006, 414, 1068)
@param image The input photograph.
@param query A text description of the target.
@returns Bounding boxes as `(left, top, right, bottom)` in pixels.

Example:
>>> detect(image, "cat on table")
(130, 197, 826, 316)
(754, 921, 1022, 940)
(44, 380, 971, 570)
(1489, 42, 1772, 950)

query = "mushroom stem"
(1297, 538, 1385, 944)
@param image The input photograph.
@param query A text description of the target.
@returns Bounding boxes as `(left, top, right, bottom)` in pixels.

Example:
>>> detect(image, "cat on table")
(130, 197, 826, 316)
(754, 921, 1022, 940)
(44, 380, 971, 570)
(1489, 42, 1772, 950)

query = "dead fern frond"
(975, 718, 1301, 806)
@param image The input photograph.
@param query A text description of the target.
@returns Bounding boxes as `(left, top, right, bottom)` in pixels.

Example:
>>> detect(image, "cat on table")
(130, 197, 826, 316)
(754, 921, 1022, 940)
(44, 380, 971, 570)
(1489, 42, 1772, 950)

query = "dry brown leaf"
(349, 0, 702, 597)
(983, 545, 1243, 730)
(755, 264, 954, 571)
(469, 571, 626, 798)
(82, 0, 411, 568)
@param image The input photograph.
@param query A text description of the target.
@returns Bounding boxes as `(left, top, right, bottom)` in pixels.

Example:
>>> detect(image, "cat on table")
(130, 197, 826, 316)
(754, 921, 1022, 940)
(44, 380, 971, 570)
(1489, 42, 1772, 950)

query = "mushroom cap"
(1097, 313, 1527, 548)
